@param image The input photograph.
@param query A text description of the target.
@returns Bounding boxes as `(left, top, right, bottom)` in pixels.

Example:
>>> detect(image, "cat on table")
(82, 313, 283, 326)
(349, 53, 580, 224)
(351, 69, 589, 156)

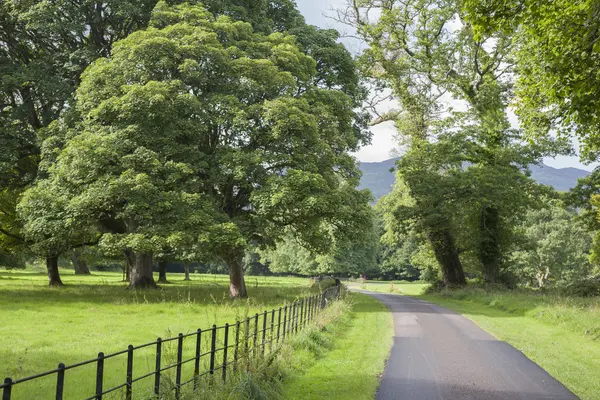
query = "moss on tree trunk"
(478, 206, 501, 284)
(428, 228, 466, 286)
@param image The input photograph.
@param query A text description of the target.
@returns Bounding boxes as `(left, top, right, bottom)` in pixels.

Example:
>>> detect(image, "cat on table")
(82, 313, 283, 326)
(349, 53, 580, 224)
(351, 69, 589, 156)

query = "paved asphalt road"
(359, 291, 578, 400)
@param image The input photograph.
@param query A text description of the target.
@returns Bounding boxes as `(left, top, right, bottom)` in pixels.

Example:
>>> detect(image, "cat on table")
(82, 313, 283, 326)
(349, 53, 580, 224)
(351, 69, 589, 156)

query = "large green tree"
(568, 169, 600, 268)
(510, 200, 593, 287)
(26, 2, 371, 295)
(0, 0, 162, 284)
(341, 0, 559, 285)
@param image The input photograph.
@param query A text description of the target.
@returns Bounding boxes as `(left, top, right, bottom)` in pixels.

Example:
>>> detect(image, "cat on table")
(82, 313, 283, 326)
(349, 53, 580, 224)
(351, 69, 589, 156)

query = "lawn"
(281, 292, 393, 400)
(0, 269, 318, 399)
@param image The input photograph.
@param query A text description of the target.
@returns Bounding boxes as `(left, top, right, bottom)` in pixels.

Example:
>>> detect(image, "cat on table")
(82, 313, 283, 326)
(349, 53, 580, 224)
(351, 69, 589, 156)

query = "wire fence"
(1, 285, 341, 400)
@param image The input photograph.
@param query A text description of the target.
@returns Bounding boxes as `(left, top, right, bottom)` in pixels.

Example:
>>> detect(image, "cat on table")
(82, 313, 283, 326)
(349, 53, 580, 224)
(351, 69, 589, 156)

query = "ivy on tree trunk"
(428, 228, 466, 286)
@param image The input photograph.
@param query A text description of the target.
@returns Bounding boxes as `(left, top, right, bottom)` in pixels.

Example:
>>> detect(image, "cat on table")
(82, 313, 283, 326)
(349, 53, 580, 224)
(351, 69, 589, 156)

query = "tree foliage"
(463, 0, 600, 162)
(510, 200, 593, 288)
(22, 1, 372, 295)
(340, 0, 561, 285)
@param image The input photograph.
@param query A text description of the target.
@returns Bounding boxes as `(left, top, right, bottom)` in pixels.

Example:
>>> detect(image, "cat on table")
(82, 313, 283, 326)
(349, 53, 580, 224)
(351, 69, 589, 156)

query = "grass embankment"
(173, 292, 392, 400)
(422, 287, 600, 400)
(0, 270, 318, 399)
(347, 280, 429, 296)
(281, 292, 393, 400)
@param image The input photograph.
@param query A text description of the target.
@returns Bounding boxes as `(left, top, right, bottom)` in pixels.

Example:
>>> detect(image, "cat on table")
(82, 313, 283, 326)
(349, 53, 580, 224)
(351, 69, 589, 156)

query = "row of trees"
(319, 0, 600, 289)
(2, 0, 599, 294)
(0, 0, 373, 297)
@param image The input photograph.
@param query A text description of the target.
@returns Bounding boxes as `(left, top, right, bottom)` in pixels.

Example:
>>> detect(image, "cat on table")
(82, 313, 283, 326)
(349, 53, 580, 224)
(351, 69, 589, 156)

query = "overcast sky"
(296, 0, 597, 171)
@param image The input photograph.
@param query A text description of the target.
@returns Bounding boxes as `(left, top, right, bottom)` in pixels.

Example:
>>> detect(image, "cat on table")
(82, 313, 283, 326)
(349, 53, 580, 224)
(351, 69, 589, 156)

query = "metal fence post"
(126, 345, 133, 400)
(270, 309, 275, 352)
(261, 311, 267, 355)
(233, 321, 240, 371)
(2, 378, 12, 400)
(193, 330, 201, 391)
(253, 313, 259, 357)
(222, 324, 229, 382)
(321, 291, 326, 309)
(175, 333, 183, 399)
(155, 338, 162, 396)
(282, 306, 288, 341)
(290, 302, 295, 335)
(277, 307, 282, 343)
(95, 352, 104, 400)
(300, 300, 304, 330)
(293, 302, 298, 334)
(296, 301, 300, 333)
(244, 318, 250, 358)
(209, 325, 217, 377)
(55, 363, 65, 400)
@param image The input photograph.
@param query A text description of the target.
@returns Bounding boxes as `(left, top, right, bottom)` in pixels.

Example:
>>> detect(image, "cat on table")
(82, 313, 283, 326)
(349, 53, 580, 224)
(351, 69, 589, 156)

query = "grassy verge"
(163, 291, 393, 400)
(422, 287, 600, 400)
(281, 292, 393, 400)
(346, 281, 429, 296)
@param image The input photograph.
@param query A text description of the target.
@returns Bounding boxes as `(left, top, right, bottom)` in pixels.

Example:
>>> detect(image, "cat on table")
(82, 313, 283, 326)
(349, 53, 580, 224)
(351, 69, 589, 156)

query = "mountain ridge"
(358, 158, 591, 201)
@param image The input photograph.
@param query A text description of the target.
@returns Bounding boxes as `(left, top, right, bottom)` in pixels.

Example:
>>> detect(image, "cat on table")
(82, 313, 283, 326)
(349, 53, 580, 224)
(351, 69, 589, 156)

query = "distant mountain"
(358, 158, 590, 201)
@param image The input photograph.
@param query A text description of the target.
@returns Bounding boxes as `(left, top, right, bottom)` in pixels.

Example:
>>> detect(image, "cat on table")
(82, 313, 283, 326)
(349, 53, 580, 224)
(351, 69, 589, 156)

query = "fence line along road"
(1, 285, 342, 400)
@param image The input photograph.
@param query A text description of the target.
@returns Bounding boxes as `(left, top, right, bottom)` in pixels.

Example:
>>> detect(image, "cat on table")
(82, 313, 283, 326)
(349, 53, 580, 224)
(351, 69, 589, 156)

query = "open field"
(0, 270, 318, 399)
(282, 293, 393, 400)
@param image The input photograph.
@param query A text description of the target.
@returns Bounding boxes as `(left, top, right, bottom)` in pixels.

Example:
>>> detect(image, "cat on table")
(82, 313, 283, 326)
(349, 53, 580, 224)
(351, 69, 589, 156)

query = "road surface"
(359, 291, 578, 400)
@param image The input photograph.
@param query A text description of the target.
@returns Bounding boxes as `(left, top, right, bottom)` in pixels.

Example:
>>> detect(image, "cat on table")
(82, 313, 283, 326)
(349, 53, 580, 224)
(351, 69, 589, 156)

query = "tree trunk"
(128, 252, 157, 289)
(478, 206, 501, 283)
(124, 249, 134, 282)
(427, 228, 466, 286)
(158, 260, 168, 283)
(183, 262, 190, 281)
(226, 253, 247, 298)
(70, 249, 91, 275)
(47, 255, 63, 287)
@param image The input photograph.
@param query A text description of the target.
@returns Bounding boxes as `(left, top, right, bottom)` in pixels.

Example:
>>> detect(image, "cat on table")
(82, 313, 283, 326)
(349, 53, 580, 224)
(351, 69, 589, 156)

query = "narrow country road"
(359, 291, 578, 400)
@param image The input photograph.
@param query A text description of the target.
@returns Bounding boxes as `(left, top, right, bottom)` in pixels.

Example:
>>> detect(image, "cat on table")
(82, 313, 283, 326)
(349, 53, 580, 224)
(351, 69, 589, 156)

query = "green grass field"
(282, 293, 393, 400)
(0, 270, 319, 399)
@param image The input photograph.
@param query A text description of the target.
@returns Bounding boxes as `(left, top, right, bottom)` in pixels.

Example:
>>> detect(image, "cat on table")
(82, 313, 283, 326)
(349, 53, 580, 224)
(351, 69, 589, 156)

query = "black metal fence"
(1, 285, 341, 400)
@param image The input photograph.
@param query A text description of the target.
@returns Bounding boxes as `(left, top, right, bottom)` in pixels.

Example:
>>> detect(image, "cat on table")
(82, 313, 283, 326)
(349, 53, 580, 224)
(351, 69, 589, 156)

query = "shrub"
(558, 279, 600, 297)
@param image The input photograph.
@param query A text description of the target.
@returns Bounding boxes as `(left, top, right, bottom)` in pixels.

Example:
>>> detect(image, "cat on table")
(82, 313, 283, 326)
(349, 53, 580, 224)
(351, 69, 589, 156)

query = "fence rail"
(1, 285, 341, 400)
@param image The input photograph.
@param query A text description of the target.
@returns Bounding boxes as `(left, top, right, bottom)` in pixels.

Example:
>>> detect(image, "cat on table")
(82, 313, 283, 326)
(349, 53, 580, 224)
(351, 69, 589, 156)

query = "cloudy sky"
(296, 0, 597, 171)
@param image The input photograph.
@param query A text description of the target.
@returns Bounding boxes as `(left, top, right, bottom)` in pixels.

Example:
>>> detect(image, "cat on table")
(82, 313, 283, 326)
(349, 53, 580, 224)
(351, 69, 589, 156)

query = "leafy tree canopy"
(22, 1, 372, 295)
